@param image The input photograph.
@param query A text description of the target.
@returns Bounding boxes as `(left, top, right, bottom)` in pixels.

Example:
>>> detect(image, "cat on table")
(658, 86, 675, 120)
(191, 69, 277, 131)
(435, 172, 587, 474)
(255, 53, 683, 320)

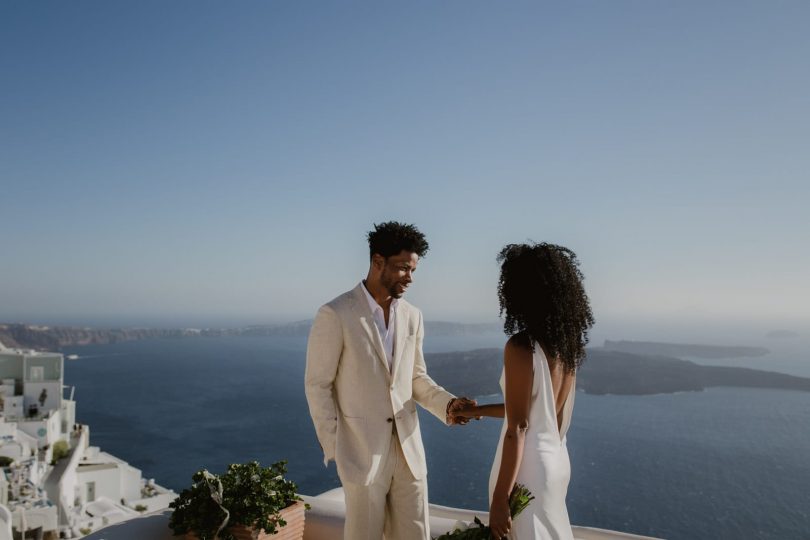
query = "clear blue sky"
(2, 2, 808, 337)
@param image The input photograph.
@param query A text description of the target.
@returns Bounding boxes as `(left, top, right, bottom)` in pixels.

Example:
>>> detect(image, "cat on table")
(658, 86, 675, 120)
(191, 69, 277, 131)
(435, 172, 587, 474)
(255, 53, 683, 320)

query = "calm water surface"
(61, 337, 810, 540)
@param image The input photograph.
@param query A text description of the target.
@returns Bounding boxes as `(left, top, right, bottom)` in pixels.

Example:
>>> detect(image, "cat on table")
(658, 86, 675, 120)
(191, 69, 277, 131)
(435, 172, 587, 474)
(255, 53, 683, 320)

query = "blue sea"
(61, 336, 810, 540)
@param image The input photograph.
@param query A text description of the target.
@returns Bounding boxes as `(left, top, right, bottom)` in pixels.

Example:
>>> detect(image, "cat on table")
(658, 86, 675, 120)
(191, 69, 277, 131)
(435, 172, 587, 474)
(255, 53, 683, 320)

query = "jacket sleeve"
(411, 309, 456, 424)
(305, 304, 342, 465)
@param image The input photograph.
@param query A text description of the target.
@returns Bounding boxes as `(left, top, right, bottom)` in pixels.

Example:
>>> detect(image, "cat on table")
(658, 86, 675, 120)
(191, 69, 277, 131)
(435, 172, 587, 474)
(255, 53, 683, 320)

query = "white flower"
(451, 520, 473, 531)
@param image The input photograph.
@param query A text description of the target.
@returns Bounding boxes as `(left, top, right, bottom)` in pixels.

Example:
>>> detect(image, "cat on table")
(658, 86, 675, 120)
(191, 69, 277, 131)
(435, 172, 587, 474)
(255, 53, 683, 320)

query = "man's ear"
(371, 254, 385, 271)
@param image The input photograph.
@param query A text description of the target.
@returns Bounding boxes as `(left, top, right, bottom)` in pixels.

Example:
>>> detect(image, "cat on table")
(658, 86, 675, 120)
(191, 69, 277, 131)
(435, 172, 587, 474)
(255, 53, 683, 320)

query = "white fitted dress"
(488, 342, 576, 540)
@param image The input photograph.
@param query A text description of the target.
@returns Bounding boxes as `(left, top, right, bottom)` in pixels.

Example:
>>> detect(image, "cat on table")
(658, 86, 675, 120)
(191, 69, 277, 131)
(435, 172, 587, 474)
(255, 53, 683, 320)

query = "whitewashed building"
(0, 343, 176, 539)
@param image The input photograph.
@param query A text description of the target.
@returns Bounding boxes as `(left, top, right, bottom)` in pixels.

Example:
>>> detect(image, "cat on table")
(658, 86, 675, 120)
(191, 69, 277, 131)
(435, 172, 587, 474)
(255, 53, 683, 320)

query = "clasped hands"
(446, 397, 483, 425)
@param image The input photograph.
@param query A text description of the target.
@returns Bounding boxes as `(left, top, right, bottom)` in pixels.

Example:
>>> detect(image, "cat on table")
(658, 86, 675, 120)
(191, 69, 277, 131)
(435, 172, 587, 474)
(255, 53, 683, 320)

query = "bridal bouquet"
(433, 484, 534, 540)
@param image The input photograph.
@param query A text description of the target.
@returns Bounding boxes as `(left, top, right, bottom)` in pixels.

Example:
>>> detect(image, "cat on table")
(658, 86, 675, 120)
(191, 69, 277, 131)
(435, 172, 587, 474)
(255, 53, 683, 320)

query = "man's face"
(379, 250, 419, 299)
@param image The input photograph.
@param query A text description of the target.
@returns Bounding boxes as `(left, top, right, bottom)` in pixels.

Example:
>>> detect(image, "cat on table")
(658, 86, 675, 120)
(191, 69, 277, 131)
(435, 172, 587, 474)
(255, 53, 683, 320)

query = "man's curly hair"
(367, 221, 429, 259)
(497, 242, 594, 373)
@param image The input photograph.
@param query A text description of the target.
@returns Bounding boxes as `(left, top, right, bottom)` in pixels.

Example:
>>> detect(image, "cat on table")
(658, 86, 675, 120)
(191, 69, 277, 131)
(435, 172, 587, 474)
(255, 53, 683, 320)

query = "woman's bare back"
(545, 351, 576, 432)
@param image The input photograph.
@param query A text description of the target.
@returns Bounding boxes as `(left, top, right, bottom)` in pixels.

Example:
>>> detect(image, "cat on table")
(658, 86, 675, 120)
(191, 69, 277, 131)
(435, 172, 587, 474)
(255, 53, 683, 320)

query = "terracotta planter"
(184, 500, 306, 540)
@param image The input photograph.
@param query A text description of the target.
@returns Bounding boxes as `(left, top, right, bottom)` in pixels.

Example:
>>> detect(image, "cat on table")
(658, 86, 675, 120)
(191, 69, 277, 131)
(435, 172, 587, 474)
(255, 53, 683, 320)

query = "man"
(305, 221, 476, 540)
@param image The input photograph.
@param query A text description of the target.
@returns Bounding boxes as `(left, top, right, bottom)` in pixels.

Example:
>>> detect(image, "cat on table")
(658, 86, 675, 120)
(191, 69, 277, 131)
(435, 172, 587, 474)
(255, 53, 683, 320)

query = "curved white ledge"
(84, 488, 662, 540)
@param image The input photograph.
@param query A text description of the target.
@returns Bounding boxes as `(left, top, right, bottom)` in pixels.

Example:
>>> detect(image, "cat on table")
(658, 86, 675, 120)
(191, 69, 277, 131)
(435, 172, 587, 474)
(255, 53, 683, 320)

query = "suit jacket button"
(386, 417, 393, 423)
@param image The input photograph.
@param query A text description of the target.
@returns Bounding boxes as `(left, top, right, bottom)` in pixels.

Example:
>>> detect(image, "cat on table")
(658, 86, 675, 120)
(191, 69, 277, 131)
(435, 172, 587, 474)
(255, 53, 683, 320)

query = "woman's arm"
(474, 403, 505, 418)
(489, 338, 534, 539)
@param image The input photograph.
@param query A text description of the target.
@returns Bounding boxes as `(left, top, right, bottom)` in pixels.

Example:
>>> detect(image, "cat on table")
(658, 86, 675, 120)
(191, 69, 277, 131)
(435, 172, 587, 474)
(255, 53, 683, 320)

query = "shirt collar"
(360, 281, 398, 314)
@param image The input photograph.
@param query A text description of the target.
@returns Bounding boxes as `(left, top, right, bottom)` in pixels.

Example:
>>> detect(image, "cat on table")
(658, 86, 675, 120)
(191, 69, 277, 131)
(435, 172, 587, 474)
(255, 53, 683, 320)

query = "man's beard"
(381, 273, 404, 298)
(387, 282, 403, 299)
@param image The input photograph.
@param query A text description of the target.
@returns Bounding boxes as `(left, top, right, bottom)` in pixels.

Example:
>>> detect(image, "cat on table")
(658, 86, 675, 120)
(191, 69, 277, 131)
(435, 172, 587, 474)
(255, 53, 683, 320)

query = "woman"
(459, 243, 594, 539)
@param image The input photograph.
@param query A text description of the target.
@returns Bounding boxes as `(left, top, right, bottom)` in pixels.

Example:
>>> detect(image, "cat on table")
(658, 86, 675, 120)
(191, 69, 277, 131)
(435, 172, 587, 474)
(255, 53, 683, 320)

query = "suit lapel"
(392, 301, 409, 381)
(350, 284, 390, 377)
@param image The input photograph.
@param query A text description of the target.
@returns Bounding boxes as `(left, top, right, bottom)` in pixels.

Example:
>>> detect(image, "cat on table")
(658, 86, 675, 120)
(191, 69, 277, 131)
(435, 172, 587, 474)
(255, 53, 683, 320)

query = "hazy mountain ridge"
(604, 340, 769, 359)
(0, 320, 502, 350)
(0, 324, 203, 350)
(4, 323, 807, 396)
(425, 348, 810, 396)
(765, 330, 800, 339)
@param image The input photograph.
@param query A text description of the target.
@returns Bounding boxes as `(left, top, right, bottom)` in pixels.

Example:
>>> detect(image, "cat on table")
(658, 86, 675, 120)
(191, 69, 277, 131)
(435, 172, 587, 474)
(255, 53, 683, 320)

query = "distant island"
(425, 348, 810, 396)
(0, 324, 202, 350)
(0, 321, 502, 350)
(603, 340, 769, 359)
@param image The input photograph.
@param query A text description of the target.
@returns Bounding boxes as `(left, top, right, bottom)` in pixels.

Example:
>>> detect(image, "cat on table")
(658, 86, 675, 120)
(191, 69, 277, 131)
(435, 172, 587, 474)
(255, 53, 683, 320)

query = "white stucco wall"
(61, 400, 76, 434)
(0, 442, 26, 462)
(77, 466, 121, 504)
(10, 505, 58, 535)
(47, 411, 60, 446)
(14, 431, 38, 453)
(23, 381, 62, 414)
(0, 383, 14, 406)
(121, 466, 141, 502)
(17, 410, 61, 449)
(76, 460, 143, 506)
(59, 428, 88, 510)
(2, 397, 23, 419)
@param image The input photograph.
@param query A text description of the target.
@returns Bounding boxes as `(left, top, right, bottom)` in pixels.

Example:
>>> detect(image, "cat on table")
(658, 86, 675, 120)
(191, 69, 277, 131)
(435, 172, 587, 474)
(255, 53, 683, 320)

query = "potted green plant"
(169, 460, 307, 540)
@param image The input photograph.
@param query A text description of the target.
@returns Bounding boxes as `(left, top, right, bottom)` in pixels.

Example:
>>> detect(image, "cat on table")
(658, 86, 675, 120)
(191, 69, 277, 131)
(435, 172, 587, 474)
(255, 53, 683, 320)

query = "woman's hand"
(489, 493, 511, 539)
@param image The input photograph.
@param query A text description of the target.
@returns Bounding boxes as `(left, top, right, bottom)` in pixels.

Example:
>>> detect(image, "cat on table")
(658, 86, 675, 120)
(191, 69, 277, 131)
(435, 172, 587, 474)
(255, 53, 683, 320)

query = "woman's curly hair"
(497, 242, 594, 373)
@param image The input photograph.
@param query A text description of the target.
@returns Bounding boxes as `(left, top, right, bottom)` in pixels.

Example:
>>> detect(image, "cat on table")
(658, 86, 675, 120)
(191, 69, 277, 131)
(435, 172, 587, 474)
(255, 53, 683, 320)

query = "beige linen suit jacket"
(305, 284, 455, 486)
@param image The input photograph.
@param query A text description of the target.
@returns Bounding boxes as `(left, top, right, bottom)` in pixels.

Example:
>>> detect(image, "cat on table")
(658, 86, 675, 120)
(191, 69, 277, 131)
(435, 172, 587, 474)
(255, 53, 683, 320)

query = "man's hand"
(446, 397, 478, 425)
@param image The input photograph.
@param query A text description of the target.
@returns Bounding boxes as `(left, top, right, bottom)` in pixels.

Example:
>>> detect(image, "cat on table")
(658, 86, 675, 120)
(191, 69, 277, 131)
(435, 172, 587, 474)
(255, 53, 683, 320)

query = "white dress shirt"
(360, 281, 397, 372)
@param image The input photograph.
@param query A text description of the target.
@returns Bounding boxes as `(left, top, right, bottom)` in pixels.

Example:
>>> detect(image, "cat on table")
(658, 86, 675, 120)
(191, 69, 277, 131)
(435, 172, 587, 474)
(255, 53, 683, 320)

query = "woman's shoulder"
(504, 332, 534, 367)
(505, 331, 533, 352)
